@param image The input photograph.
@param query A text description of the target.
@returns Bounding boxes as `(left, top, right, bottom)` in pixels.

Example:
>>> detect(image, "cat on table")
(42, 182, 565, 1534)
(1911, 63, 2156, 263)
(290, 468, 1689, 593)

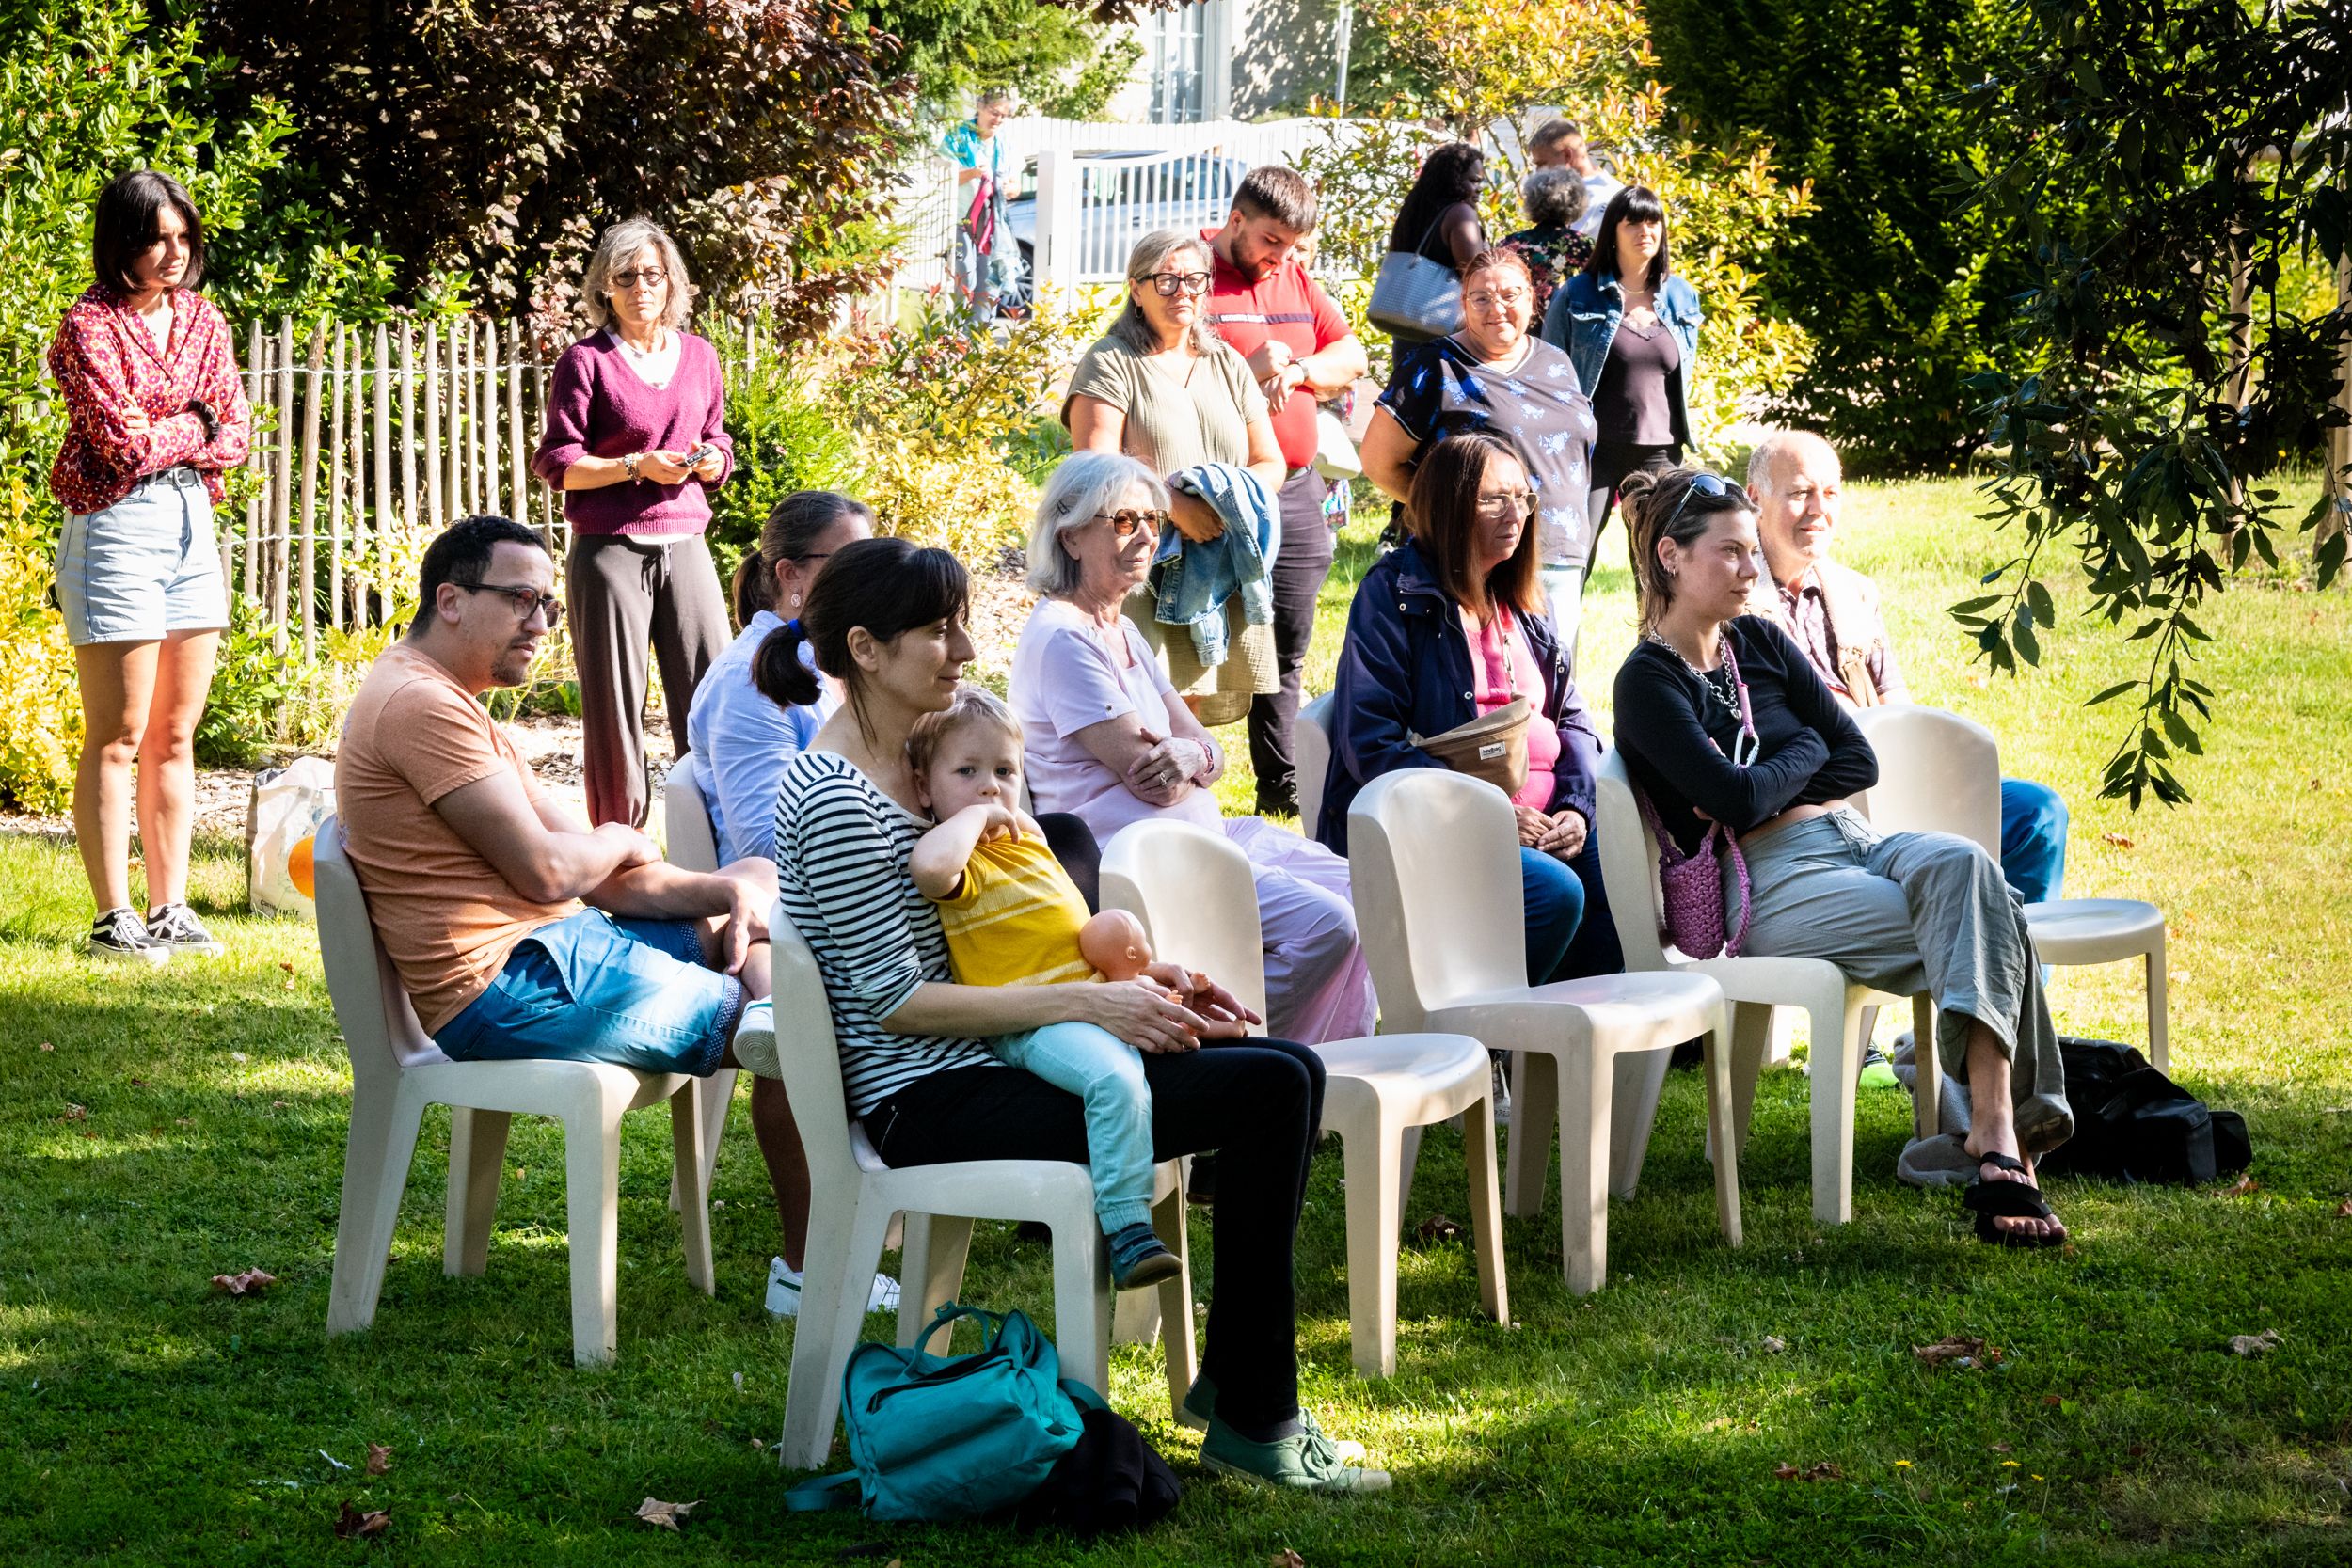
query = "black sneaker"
(88, 907, 169, 964)
(143, 903, 225, 958)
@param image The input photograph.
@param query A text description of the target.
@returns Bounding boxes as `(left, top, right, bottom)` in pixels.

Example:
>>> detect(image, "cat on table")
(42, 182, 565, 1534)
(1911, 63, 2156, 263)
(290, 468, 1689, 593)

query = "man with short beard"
(1200, 166, 1368, 816)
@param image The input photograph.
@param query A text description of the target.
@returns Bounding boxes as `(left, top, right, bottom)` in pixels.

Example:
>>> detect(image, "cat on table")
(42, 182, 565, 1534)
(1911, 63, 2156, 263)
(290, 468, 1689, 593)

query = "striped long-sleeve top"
(773, 750, 1000, 1117)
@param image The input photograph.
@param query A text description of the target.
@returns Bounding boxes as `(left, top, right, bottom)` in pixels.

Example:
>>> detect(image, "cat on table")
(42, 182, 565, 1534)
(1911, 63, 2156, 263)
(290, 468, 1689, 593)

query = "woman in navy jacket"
(1318, 431, 1622, 985)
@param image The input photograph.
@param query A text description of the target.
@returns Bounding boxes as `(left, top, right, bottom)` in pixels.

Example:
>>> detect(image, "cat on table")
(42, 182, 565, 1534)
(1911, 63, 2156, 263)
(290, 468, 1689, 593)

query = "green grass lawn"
(5, 477, 2350, 1564)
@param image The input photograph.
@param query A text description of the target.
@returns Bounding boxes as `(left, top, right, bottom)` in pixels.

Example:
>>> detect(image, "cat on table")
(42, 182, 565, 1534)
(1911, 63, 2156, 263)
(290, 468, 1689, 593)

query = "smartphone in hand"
(682, 442, 719, 474)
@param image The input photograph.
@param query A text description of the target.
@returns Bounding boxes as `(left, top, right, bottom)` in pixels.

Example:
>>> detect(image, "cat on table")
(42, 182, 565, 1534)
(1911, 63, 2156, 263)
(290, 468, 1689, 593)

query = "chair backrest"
(663, 754, 722, 873)
(1345, 769, 1528, 1032)
(764, 896, 863, 1179)
(1592, 750, 1674, 972)
(1098, 818, 1269, 1027)
(1849, 705, 2002, 860)
(1295, 692, 1335, 840)
(311, 817, 449, 1087)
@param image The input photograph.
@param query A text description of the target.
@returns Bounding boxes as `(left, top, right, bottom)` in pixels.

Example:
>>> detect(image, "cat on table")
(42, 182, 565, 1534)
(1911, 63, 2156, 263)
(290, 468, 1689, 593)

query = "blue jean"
(1522, 846, 1586, 986)
(1998, 777, 2069, 905)
(992, 1020, 1154, 1233)
(434, 909, 742, 1077)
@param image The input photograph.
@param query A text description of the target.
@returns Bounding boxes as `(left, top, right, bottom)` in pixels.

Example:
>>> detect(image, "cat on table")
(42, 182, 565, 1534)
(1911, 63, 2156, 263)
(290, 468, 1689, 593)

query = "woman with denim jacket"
(1539, 185, 1703, 603)
(1318, 431, 1623, 988)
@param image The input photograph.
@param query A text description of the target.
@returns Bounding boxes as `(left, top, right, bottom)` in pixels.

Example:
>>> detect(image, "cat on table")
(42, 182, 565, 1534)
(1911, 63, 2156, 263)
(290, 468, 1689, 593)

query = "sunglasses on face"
(1146, 271, 1212, 297)
(458, 581, 564, 626)
(1661, 471, 1752, 532)
(1095, 508, 1169, 538)
(612, 268, 669, 290)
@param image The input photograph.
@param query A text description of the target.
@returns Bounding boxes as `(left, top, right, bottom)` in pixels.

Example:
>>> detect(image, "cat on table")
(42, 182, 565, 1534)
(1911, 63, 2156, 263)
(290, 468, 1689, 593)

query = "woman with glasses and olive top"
(532, 218, 734, 832)
(1319, 431, 1622, 990)
(49, 170, 249, 962)
(1540, 185, 1704, 601)
(1009, 451, 1375, 1048)
(1379, 142, 1491, 346)
(1359, 245, 1601, 659)
(1612, 467, 2074, 1249)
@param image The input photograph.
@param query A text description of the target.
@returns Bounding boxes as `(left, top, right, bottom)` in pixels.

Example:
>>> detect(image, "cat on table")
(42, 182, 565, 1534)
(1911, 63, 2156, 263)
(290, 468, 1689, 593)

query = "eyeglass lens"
(1150, 272, 1211, 297)
(613, 268, 668, 288)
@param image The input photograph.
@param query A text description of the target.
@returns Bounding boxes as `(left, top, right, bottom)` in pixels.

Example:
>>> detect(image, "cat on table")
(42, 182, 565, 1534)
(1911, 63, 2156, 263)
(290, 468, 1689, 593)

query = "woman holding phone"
(533, 217, 734, 829)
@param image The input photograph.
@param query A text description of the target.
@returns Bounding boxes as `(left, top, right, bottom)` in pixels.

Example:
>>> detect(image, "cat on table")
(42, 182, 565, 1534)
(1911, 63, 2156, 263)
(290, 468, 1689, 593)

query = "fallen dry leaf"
(1773, 1461, 1845, 1481)
(229, 1052, 249, 1064)
(2220, 1175, 2261, 1197)
(2336, 1201, 2352, 1218)
(39, 1040, 54, 1052)
(1759, 1335, 1788, 1354)
(2041, 1394, 2062, 1407)
(1992, 1442, 2013, 1453)
(129, 1077, 146, 1086)
(2228, 1330, 2283, 1358)
(332, 1501, 389, 1540)
(2100, 831, 2134, 848)
(1271, 1552, 1308, 1568)
(1914, 1335, 2000, 1369)
(1414, 1212, 1463, 1244)
(61, 1103, 87, 1121)
(635, 1497, 699, 1530)
(211, 1268, 278, 1297)
(279, 961, 295, 974)
(365, 1443, 392, 1476)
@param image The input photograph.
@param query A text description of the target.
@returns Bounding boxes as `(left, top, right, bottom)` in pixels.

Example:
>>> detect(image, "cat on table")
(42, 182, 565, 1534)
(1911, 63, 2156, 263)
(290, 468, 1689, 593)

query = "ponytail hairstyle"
(752, 535, 970, 740)
(730, 489, 875, 626)
(1620, 466, 1753, 632)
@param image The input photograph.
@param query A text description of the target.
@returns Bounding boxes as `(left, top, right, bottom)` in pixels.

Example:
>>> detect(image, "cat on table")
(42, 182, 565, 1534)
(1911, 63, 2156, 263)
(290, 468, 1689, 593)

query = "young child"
(908, 688, 1255, 1289)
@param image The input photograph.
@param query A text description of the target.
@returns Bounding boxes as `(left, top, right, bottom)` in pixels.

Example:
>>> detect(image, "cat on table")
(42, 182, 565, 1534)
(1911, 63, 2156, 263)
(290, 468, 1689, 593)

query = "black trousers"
(1246, 470, 1336, 814)
(867, 1037, 1328, 1430)
(1583, 440, 1682, 583)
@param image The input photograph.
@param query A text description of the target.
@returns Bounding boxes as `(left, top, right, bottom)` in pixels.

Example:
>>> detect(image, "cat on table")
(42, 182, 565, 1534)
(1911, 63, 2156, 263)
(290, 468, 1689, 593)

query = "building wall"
(1098, 0, 1341, 124)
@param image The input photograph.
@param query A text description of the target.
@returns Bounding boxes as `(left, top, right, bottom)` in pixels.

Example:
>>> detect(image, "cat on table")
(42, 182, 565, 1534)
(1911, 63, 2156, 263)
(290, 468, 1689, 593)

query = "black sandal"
(1963, 1151, 2068, 1249)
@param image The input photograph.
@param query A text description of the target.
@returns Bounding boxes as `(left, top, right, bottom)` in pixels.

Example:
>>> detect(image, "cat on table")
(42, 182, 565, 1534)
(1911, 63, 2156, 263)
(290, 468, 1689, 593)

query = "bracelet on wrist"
(624, 451, 644, 483)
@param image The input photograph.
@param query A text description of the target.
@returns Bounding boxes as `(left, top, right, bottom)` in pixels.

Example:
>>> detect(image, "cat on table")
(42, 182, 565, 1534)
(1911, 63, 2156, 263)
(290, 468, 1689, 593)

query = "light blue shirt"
(683, 609, 834, 865)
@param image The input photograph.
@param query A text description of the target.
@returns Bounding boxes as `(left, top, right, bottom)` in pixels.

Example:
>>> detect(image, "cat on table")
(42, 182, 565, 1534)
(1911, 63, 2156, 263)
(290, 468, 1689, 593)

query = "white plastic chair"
(1295, 691, 1335, 840)
(314, 820, 713, 1366)
(1594, 752, 1932, 1223)
(1851, 705, 2169, 1090)
(660, 756, 739, 1197)
(771, 899, 1196, 1469)
(1347, 770, 1740, 1295)
(1100, 817, 1505, 1377)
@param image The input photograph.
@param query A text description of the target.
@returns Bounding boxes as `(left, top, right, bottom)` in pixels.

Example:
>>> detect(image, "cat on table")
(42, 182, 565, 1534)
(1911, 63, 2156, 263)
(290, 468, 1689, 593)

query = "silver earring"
(791, 594, 803, 608)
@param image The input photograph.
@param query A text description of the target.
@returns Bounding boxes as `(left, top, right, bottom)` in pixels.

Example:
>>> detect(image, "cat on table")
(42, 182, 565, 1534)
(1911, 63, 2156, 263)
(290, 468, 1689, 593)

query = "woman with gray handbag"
(1367, 142, 1488, 345)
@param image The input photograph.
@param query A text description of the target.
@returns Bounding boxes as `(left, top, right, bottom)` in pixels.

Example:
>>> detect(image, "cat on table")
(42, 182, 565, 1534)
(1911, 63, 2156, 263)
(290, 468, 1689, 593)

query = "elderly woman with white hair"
(532, 217, 733, 830)
(1008, 451, 1375, 1046)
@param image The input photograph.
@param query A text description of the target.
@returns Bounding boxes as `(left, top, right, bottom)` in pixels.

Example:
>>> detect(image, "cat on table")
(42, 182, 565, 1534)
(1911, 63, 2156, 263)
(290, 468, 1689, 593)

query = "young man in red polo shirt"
(1200, 166, 1368, 817)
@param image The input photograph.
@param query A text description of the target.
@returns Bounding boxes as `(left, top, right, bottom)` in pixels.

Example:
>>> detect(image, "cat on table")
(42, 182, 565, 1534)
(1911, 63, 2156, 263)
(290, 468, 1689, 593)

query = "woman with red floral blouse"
(49, 169, 250, 962)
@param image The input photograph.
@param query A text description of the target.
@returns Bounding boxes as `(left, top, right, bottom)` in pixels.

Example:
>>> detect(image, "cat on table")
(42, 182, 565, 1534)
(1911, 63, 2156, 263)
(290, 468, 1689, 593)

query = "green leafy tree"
(1962, 0, 2351, 805)
(854, 0, 1105, 110)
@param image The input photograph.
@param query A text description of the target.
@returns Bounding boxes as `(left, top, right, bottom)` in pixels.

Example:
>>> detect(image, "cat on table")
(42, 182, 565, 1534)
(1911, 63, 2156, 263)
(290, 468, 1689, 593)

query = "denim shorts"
(56, 467, 229, 646)
(433, 909, 743, 1078)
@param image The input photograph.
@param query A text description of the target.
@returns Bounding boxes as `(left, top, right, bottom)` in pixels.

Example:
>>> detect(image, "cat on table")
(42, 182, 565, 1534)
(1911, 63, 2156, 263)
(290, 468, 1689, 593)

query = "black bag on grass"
(2036, 1037, 2250, 1185)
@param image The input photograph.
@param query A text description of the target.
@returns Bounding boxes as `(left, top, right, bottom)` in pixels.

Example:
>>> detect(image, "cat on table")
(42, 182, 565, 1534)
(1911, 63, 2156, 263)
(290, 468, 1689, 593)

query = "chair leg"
(669, 1082, 714, 1296)
(1151, 1180, 1198, 1418)
(1807, 996, 1864, 1227)
(780, 1191, 893, 1469)
(1051, 1222, 1112, 1399)
(1558, 1043, 1613, 1297)
(2145, 931, 2169, 1073)
(667, 1069, 736, 1212)
(443, 1107, 511, 1277)
(562, 1103, 626, 1367)
(1461, 1088, 1509, 1329)
(1504, 1049, 1558, 1220)
(1726, 1003, 1772, 1154)
(1701, 1007, 1742, 1249)
(898, 1214, 974, 1350)
(327, 1084, 430, 1338)
(1912, 995, 1941, 1141)
(1608, 1047, 1672, 1201)
(1340, 1112, 1404, 1378)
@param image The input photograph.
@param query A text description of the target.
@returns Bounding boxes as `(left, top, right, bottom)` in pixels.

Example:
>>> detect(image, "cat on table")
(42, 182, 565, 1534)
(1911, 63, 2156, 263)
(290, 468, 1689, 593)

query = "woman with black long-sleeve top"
(1611, 467, 2074, 1250)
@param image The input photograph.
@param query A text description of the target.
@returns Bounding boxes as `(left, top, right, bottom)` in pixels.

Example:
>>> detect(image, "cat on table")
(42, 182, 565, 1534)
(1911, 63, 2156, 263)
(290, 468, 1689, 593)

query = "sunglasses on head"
(1662, 471, 1750, 531)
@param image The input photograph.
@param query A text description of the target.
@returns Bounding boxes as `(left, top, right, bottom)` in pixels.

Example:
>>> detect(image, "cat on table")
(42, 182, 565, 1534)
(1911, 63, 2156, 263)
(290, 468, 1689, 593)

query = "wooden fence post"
(272, 316, 296, 650)
(507, 320, 528, 532)
(373, 320, 393, 630)
(296, 319, 326, 662)
(327, 323, 347, 634)
(242, 320, 264, 597)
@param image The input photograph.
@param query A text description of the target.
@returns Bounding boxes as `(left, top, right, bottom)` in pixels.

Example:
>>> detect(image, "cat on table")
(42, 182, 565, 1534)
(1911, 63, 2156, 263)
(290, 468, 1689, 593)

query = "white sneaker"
(1490, 1057, 1513, 1128)
(765, 1257, 901, 1319)
(731, 1000, 780, 1079)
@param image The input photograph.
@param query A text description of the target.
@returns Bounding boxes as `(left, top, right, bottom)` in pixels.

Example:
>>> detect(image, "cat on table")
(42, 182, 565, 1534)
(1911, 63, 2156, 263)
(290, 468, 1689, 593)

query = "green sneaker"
(1200, 1415, 1391, 1494)
(1180, 1374, 1366, 1462)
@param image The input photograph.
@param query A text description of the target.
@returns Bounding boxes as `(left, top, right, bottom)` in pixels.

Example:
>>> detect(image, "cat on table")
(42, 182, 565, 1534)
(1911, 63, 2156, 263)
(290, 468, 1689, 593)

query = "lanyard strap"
(1720, 636, 1759, 767)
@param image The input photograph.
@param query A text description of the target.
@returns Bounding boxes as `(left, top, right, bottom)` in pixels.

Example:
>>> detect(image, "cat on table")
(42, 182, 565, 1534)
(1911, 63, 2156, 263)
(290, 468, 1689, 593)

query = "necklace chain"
(1645, 631, 1737, 718)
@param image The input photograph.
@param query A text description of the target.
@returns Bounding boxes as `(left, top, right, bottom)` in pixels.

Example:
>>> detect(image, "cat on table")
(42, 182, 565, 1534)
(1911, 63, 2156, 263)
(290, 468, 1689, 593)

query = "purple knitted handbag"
(1630, 640, 1757, 958)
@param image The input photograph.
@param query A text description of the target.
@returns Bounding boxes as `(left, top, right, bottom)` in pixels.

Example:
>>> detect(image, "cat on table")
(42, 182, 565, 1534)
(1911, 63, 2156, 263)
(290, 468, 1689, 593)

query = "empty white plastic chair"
(771, 899, 1196, 1468)
(1100, 816, 1504, 1377)
(1348, 769, 1740, 1295)
(660, 755, 739, 1198)
(1851, 704, 2169, 1095)
(1593, 750, 1934, 1221)
(314, 820, 713, 1367)
(1295, 691, 1335, 840)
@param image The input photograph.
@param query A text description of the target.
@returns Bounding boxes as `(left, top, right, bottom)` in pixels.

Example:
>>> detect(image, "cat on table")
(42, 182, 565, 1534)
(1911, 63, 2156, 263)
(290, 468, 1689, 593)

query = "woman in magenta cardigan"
(532, 218, 735, 829)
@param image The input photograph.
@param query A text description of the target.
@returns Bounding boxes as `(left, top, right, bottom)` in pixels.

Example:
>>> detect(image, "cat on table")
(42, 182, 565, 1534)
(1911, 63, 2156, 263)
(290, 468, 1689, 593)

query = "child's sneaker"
(143, 903, 224, 958)
(1107, 1220, 1182, 1289)
(88, 907, 168, 964)
(764, 1257, 901, 1318)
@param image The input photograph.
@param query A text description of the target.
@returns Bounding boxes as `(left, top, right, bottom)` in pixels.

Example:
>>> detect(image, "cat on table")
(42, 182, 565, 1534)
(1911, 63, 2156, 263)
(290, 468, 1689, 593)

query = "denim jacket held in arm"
(1540, 269, 1704, 449)
(1150, 462, 1281, 668)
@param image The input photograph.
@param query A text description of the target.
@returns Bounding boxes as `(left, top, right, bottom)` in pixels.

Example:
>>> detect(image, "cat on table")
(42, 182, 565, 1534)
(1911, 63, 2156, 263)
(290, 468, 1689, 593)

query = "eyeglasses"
(1464, 287, 1531, 313)
(1661, 472, 1751, 532)
(1475, 490, 1537, 518)
(790, 550, 834, 567)
(1146, 271, 1212, 298)
(612, 268, 669, 290)
(458, 581, 564, 626)
(1094, 508, 1169, 537)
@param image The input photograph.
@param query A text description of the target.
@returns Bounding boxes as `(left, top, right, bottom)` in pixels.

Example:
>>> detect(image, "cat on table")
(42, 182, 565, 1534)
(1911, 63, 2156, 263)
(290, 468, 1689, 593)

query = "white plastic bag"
(246, 756, 337, 917)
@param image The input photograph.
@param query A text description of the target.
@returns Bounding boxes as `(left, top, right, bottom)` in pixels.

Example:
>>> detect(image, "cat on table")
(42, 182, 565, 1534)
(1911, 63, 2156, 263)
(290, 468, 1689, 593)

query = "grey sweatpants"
(567, 532, 730, 830)
(1737, 808, 2074, 1156)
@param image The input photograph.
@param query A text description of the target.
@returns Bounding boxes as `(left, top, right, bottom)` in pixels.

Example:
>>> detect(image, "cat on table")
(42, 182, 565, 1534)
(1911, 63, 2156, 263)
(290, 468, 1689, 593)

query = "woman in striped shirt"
(747, 535, 1389, 1494)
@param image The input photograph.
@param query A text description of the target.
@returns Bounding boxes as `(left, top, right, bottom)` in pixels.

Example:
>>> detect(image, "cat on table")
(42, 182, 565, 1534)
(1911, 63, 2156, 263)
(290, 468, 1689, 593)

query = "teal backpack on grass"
(786, 1303, 1099, 1522)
